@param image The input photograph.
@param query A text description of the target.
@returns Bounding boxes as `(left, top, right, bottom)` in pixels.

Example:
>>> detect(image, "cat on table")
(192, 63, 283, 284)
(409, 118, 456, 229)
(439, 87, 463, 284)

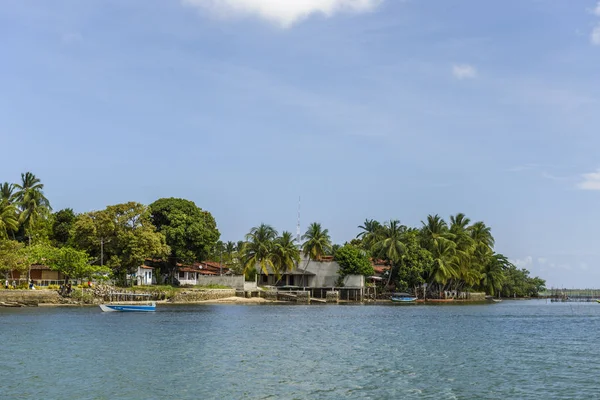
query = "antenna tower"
(296, 196, 301, 244)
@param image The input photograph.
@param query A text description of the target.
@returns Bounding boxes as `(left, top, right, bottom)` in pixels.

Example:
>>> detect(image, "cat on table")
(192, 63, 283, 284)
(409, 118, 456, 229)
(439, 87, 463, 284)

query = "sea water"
(1, 300, 599, 399)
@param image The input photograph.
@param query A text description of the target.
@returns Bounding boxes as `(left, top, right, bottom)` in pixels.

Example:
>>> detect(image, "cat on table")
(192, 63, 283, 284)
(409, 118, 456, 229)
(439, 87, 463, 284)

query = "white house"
(135, 265, 155, 285)
(177, 266, 199, 285)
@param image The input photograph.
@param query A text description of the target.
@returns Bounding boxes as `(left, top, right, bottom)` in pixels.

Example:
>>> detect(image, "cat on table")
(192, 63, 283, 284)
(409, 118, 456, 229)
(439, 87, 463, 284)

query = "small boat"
(597, 299, 600, 303)
(99, 302, 156, 312)
(390, 293, 418, 303)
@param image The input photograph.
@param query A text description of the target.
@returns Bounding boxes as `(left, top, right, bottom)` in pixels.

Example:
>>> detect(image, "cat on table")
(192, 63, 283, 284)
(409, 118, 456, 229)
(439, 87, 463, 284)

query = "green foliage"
(302, 222, 332, 262)
(71, 202, 170, 282)
(0, 240, 29, 274)
(334, 245, 373, 277)
(14, 172, 52, 243)
(50, 208, 76, 247)
(395, 229, 431, 291)
(243, 223, 278, 276)
(149, 198, 220, 264)
(46, 246, 109, 280)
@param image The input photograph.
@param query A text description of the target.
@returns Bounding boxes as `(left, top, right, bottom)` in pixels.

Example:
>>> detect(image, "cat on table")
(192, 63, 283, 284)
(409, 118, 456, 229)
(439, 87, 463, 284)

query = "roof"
(285, 270, 316, 276)
(140, 265, 154, 269)
(30, 264, 50, 270)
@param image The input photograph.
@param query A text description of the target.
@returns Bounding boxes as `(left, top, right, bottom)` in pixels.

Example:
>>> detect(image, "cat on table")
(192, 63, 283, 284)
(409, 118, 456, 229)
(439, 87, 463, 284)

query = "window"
(179, 271, 184, 278)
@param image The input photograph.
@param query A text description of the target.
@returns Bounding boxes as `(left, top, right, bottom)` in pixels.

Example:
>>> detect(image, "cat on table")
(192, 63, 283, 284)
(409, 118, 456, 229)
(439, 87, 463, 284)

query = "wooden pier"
(547, 288, 600, 302)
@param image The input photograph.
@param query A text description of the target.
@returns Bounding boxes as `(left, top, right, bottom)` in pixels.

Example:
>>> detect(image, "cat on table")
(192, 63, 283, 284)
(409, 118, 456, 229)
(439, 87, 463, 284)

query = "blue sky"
(2, 0, 600, 287)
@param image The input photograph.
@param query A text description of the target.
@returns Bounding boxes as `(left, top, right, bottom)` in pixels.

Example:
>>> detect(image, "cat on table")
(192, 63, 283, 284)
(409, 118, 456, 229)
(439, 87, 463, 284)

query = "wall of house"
(342, 275, 364, 288)
(196, 275, 244, 289)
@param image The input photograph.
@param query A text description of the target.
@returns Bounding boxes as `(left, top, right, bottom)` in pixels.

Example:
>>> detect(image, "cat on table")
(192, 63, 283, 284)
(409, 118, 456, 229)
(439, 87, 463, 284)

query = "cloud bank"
(577, 169, 600, 190)
(182, 0, 382, 28)
(452, 64, 477, 79)
(592, 24, 600, 45)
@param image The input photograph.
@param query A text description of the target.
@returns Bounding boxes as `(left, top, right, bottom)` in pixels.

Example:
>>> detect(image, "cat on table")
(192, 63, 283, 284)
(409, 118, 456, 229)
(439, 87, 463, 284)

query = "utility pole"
(101, 238, 104, 266)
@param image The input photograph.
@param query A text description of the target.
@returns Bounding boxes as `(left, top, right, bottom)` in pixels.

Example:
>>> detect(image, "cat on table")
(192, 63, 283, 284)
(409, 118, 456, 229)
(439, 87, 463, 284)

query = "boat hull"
(390, 297, 418, 303)
(99, 302, 156, 312)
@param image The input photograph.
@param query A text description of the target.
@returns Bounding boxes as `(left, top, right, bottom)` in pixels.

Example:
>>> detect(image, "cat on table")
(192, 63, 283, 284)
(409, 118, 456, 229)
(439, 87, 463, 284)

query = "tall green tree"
(14, 172, 52, 244)
(356, 218, 382, 250)
(395, 229, 431, 293)
(243, 223, 278, 278)
(149, 198, 220, 265)
(334, 244, 374, 279)
(50, 208, 76, 247)
(0, 200, 18, 239)
(272, 231, 301, 280)
(0, 240, 29, 279)
(72, 202, 170, 284)
(301, 222, 332, 286)
(372, 220, 406, 286)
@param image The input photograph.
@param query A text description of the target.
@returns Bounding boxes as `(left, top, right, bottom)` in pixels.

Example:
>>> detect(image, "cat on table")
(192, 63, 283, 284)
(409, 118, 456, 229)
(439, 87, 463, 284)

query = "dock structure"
(548, 288, 600, 302)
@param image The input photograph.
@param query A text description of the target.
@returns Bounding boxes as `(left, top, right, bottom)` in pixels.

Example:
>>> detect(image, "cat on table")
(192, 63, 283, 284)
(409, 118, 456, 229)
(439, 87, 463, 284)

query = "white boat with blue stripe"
(99, 302, 156, 312)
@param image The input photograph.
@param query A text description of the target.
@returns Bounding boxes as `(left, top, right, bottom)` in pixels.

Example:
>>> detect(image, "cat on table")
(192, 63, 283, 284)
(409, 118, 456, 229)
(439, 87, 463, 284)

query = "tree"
(480, 253, 509, 296)
(149, 198, 220, 266)
(371, 220, 406, 286)
(50, 208, 76, 247)
(356, 219, 381, 250)
(395, 229, 431, 293)
(0, 199, 18, 240)
(301, 222, 332, 286)
(14, 172, 52, 244)
(271, 231, 300, 279)
(45, 246, 109, 283)
(0, 240, 29, 279)
(428, 237, 458, 292)
(243, 223, 278, 278)
(72, 202, 170, 284)
(334, 244, 374, 279)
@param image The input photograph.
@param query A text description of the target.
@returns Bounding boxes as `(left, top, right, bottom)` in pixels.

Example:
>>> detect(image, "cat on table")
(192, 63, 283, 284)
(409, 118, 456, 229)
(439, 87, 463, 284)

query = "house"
(9, 265, 66, 286)
(135, 264, 155, 285)
(256, 255, 364, 289)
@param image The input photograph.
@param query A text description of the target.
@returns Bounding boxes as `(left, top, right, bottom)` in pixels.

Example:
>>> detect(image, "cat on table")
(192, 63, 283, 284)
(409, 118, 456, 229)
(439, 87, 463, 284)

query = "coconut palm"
(0, 201, 18, 239)
(428, 237, 458, 291)
(356, 218, 381, 250)
(272, 231, 300, 280)
(1, 183, 15, 204)
(481, 253, 509, 296)
(420, 214, 449, 251)
(14, 172, 51, 244)
(243, 224, 278, 277)
(469, 221, 495, 249)
(370, 220, 407, 286)
(300, 222, 332, 286)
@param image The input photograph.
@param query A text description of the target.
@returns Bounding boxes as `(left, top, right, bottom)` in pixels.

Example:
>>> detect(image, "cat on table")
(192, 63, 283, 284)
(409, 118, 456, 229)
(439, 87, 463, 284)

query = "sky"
(2, 0, 600, 288)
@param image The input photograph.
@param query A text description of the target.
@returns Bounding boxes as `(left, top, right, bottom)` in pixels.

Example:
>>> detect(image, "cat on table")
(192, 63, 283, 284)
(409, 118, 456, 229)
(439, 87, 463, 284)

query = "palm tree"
(243, 224, 278, 279)
(272, 231, 300, 281)
(301, 222, 332, 287)
(14, 172, 51, 244)
(0, 201, 18, 239)
(356, 218, 381, 250)
(1, 183, 15, 204)
(371, 220, 406, 287)
(420, 214, 449, 250)
(428, 237, 458, 295)
(469, 221, 495, 249)
(224, 241, 236, 263)
(0, 183, 18, 239)
(481, 253, 509, 297)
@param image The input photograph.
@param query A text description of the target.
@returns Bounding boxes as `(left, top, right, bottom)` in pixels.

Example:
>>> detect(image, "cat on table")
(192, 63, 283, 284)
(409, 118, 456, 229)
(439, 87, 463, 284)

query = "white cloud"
(593, 2, 600, 16)
(182, 0, 382, 28)
(577, 169, 600, 190)
(452, 64, 477, 80)
(592, 24, 600, 45)
(511, 256, 532, 269)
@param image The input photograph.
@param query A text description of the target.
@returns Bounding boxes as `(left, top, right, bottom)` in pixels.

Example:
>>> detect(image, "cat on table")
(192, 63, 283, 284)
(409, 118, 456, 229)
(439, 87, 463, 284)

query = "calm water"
(1, 300, 599, 399)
